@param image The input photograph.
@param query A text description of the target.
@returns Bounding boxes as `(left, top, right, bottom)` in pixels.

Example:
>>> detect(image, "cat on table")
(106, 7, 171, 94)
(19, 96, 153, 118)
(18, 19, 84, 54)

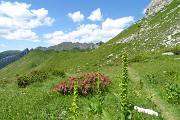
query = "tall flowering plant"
(119, 52, 131, 119)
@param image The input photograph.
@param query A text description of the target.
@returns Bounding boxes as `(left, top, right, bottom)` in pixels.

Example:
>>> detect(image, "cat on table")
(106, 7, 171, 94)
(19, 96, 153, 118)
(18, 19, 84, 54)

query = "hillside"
(34, 0, 179, 72)
(0, 48, 31, 69)
(0, 50, 21, 61)
(0, 0, 179, 119)
(108, 0, 179, 52)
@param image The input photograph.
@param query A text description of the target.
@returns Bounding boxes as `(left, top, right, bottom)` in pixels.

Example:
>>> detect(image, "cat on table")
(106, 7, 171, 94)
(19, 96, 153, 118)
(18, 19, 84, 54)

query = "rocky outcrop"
(145, 0, 173, 15)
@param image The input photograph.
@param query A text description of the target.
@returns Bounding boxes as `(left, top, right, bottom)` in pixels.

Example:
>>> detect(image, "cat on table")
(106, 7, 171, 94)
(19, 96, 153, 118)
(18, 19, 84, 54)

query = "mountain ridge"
(0, 48, 31, 69)
(36, 42, 96, 51)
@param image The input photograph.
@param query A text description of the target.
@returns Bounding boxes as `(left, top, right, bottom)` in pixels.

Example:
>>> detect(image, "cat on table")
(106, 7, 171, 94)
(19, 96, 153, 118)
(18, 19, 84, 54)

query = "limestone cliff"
(145, 0, 173, 15)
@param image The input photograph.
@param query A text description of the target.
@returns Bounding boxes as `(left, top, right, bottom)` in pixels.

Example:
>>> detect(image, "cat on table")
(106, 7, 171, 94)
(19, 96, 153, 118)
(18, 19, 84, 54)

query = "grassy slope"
(108, 0, 179, 52)
(0, 0, 179, 119)
(130, 55, 180, 119)
(0, 50, 55, 86)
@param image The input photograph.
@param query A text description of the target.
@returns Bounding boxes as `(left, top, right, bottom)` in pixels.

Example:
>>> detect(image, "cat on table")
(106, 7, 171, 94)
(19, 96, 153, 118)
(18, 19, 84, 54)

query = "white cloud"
(68, 11, 84, 22)
(102, 16, 134, 30)
(44, 31, 74, 44)
(0, 16, 13, 29)
(0, 44, 7, 47)
(0, 1, 55, 29)
(31, 8, 48, 19)
(0, 1, 55, 42)
(88, 8, 103, 21)
(0, 1, 32, 19)
(3, 29, 40, 42)
(44, 16, 134, 45)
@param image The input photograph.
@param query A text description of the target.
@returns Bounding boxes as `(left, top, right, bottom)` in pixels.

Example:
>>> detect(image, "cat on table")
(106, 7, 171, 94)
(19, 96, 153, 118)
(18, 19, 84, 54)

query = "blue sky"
(0, 0, 151, 52)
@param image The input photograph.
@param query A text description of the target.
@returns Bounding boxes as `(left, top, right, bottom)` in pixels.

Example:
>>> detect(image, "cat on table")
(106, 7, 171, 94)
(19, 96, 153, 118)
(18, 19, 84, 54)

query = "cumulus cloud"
(0, 16, 13, 29)
(0, 1, 32, 19)
(88, 8, 103, 21)
(31, 8, 48, 19)
(102, 16, 134, 30)
(44, 31, 74, 44)
(0, 1, 55, 42)
(2, 29, 40, 42)
(44, 16, 134, 45)
(68, 11, 84, 22)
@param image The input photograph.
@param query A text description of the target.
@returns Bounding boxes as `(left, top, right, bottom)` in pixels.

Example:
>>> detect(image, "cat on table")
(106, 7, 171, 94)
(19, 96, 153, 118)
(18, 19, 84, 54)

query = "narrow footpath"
(128, 67, 178, 120)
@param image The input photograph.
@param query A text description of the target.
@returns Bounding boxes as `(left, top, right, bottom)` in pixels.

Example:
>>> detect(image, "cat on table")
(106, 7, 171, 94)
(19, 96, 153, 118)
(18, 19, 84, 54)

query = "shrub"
(28, 70, 48, 82)
(53, 72, 111, 95)
(51, 70, 66, 78)
(17, 75, 31, 88)
(129, 55, 143, 62)
(17, 70, 48, 88)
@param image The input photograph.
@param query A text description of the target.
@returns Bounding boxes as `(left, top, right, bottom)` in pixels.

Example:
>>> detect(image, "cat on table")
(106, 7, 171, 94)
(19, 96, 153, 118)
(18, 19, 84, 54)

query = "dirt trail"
(128, 67, 178, 120)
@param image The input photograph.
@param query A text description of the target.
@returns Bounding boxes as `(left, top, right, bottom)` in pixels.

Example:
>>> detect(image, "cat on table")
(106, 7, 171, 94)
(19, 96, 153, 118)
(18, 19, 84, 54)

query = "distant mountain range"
(35, 42, 96, 51)
(0, 48, 31, 69)
(0, 42, 98, 69)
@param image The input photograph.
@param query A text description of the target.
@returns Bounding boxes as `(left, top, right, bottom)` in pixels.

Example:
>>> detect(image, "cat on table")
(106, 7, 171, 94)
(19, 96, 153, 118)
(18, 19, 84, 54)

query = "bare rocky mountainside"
(145, 0, 173, 15)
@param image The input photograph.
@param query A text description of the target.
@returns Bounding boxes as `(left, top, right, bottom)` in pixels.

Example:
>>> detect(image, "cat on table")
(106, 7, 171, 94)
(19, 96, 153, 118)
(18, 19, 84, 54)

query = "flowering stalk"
(97, 66, 101, 93)
(119, 52, 130, 119)
(70, 81, 78, 120)
(97, 64, 105, 116)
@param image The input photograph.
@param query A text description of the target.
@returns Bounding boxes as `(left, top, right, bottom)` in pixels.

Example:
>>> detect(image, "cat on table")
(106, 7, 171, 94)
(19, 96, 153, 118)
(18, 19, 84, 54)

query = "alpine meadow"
(0, 0, 180, 120)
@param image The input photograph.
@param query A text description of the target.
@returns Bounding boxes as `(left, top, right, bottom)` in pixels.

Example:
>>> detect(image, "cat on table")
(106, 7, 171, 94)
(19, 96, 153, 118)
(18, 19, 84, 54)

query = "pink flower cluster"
(53, 72, 111, 95)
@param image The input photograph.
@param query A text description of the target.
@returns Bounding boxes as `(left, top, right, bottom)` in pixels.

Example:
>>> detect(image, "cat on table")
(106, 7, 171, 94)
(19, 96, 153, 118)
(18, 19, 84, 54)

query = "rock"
(134, 106, 158, 116)
(162, 52, 174, 55)
(145, 0, 173, 15)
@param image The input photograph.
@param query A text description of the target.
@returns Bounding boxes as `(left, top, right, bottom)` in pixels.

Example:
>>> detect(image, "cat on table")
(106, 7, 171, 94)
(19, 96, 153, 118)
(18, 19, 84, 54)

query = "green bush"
(17, 75, 31, 88)
(129, 55, 143, 62)
(51, 70, 66, 78)
(17, 70, 48, 88)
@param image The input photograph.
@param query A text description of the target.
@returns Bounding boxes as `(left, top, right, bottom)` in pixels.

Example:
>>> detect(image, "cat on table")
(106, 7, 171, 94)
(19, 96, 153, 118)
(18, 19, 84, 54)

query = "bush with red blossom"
(53, 72, 111, 95)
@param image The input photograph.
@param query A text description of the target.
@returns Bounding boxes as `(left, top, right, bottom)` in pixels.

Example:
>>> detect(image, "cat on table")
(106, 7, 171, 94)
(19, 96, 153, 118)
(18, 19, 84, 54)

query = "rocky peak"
(145, 0, 173, 15)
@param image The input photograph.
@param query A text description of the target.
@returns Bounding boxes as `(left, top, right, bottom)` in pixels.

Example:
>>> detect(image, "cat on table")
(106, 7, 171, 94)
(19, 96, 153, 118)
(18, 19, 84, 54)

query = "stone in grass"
(134, 106, 158, 116)
(162, 52, 174, 55)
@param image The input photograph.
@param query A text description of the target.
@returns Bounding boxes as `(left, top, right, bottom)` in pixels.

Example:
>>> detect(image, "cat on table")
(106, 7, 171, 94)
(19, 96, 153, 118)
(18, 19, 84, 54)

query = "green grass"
(0, 64, 165, 120)
(0, 50, 56, 86)
(130, 54, 180, 119)
(0, 0, 179, 119)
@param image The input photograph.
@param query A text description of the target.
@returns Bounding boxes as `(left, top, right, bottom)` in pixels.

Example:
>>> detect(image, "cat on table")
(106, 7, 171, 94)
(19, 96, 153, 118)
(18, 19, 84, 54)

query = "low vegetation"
(0, 0, 179, 119)
(17, 70, 65, 88)
(53, 72, 111, 95)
